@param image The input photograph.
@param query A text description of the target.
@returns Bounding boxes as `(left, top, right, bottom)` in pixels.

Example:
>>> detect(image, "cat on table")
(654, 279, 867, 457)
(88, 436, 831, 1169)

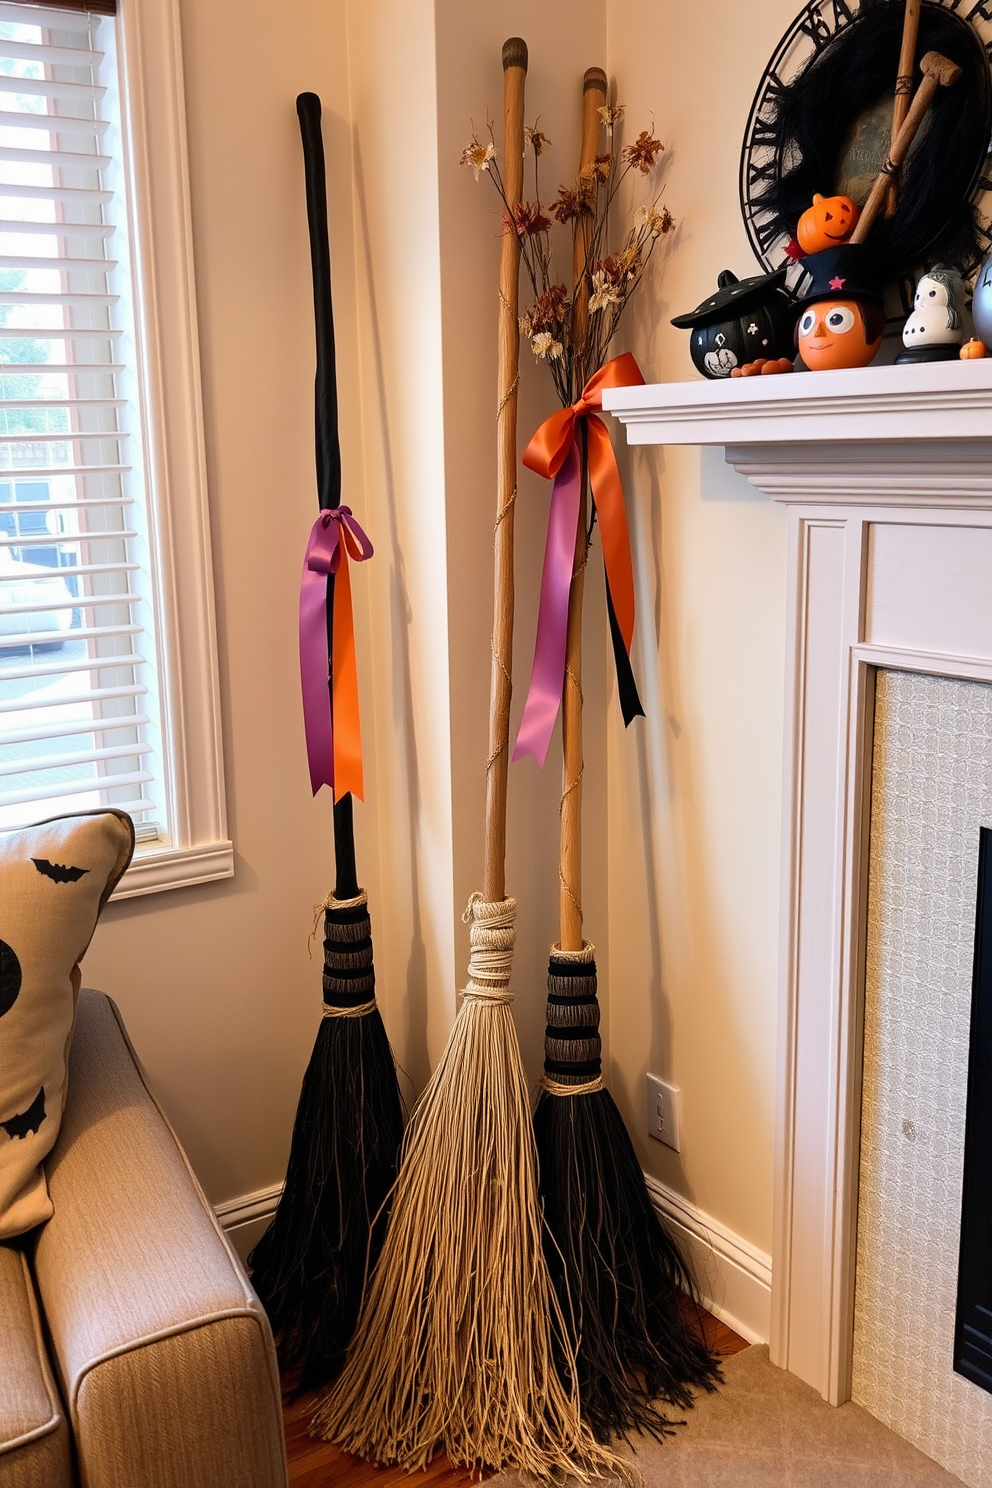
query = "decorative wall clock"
(740, 0, 992, 276)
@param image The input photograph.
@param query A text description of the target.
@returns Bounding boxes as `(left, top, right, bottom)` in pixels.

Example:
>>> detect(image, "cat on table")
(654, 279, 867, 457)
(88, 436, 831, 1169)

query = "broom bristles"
(249, 1008, 403, 1388)
(312, 898, 633, 1481)
(535, 1083, 720, 1441)
(535, 947, 720, 1441)
(249, 896, 404, 1391)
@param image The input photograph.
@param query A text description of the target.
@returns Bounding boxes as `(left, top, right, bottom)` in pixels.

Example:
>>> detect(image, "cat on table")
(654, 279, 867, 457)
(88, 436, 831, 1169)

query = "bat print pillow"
(0, 809, 133, 1239)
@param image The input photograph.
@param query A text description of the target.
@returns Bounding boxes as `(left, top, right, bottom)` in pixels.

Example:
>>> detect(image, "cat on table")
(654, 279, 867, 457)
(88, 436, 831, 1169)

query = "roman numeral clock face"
(740, 0, 992, 274)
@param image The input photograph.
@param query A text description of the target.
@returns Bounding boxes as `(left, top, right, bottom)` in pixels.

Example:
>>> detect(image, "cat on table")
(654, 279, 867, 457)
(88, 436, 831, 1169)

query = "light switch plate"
(646, 1073, 681, 1152)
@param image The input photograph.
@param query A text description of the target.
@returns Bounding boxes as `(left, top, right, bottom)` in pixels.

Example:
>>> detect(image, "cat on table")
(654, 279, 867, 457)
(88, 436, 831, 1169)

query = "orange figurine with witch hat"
(795, 244, 885, 372)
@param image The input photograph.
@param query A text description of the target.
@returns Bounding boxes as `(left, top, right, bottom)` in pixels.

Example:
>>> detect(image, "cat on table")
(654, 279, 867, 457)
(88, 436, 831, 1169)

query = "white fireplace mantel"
(604, 357, 992, 455)
(605, 360, 992, 1409)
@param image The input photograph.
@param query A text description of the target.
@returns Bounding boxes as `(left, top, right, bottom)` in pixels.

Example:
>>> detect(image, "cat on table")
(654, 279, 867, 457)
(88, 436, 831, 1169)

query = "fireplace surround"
(956, 824, 992, 1399)
(606, 360, 992, 1418)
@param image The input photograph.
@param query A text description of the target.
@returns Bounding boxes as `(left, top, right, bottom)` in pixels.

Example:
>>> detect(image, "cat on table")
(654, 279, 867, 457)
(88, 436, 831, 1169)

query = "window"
(0, 0, 230, 897)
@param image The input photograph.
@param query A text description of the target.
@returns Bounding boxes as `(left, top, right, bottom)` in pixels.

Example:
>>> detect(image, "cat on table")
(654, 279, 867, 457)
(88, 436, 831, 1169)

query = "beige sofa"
(0, 990, 289, 1488)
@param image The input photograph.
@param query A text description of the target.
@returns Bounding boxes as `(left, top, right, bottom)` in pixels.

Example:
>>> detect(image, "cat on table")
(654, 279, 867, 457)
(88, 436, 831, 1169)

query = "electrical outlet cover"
(646, 1073, 681, 1152)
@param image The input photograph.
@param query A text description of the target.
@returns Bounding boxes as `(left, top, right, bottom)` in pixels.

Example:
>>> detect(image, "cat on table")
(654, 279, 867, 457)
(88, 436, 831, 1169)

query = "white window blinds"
(0, 2, 162, 836)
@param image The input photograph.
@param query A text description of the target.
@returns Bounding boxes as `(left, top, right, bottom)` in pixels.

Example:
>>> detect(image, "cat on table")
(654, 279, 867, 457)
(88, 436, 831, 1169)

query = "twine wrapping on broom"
(539, 941, 604, 1095)
(461, 891, 515, 1003)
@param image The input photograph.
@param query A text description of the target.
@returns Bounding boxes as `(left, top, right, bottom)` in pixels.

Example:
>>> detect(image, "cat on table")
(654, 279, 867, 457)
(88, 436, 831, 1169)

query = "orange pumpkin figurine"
(796, 193, 860, 255)
(960, 338, 988, 359)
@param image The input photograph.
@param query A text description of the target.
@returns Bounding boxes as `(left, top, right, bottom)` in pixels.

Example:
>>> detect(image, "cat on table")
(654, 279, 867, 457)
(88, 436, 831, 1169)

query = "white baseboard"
(214, 1182, 283, 1266)
(213, 1174, 772, 1345)
(643, 1173, 772, 1346)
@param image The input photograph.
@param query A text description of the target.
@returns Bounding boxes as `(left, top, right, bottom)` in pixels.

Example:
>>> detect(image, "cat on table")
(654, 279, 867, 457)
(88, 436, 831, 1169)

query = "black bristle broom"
(532, 67, 720, 1443)
(247, 91, 404, 1394)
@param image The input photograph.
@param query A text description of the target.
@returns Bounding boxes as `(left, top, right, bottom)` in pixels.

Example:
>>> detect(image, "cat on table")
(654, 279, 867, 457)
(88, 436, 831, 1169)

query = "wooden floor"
(283, 1304, 749, 1487)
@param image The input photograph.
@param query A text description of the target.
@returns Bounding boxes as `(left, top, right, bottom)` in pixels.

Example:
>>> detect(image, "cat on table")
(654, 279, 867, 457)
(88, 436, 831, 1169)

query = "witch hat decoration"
(247, 92, 404, 1393)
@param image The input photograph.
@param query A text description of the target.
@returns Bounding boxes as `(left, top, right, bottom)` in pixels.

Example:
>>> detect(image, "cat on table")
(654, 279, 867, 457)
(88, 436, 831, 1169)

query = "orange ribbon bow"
(523, 352, 644, 660)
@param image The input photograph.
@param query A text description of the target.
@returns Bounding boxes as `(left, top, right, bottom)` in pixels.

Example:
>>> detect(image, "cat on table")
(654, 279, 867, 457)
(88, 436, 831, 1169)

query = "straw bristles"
(312, 896, 633, 1482)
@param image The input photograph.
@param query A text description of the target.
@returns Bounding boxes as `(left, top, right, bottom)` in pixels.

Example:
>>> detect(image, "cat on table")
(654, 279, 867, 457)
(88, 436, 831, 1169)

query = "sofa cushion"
(0, 811, 134, 1240)
(0, 1241, 72, 1488)
(33, 990, 287, 1487)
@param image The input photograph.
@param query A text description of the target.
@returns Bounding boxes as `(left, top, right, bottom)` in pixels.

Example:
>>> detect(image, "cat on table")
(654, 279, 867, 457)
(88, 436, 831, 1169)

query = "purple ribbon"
(512, 438, 582, 768)
(299, 506, 373, 796)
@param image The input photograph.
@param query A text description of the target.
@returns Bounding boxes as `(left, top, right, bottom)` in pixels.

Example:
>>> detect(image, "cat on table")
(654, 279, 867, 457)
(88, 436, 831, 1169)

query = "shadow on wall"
(608, 435, 770, 1215)
(699, 444, 766, 503)
(352, 134, 430, 1096)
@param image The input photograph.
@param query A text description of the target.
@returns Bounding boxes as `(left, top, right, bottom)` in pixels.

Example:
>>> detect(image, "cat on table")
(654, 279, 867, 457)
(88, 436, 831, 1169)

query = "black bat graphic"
(1, 1086, 45, 1140)
(0, 938, 21, 1019)
(32, 858, 89, 884)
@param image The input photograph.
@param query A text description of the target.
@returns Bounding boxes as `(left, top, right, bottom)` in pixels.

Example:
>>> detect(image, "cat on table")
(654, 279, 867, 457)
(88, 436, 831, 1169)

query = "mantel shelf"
(603, 358, 992, 449)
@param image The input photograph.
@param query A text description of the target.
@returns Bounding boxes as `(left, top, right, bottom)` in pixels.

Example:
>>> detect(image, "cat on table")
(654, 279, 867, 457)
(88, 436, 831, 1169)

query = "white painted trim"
(112, 840, 234, 899)
(111, 0, 229, 896)
(642, 1174, 771, 1347)
(726, 441, 992, 506)
(215, 1183, 284, 1233)
(604, 360, 992, 446)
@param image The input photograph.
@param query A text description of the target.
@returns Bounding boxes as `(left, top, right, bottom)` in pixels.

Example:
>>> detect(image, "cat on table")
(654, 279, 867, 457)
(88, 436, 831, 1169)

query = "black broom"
(247, 92, 404, 1394)
(532, 68, 720, 1443)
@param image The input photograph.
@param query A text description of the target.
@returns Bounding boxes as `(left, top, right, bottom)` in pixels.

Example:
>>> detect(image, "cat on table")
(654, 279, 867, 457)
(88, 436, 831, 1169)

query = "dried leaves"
(461, 103, 672, 402)
(622, 130, 664, 175)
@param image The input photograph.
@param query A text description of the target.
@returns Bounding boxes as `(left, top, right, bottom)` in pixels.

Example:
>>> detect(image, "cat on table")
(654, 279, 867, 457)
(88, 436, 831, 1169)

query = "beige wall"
(81, 0, 798, 1269)
(603, 0, 793, 1255)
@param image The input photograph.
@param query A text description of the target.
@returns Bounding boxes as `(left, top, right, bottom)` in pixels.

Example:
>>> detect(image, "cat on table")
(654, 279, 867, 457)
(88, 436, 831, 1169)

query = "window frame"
(105, 0, 230, 897)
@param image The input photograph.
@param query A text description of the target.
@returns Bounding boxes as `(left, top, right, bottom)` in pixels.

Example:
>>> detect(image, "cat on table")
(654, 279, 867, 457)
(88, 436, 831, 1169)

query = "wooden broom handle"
(851, 51, 961, 245)
(559, 66, 606, 953)
(571, 68, 607, 358)
(884, 0, 920, 218)
(483, 37, 527, 904)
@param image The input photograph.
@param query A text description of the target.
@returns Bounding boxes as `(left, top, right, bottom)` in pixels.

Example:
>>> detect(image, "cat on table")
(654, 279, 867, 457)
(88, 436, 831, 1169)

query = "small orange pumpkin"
(796, 193, 860, 254)
(960, 338, 988, 359)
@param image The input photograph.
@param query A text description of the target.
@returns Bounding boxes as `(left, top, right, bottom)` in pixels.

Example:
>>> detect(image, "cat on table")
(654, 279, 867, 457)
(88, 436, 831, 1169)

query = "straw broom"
(532, 69, 720, 1443)
(312, 43, 629, 1479)
(248, 92, 404, 1393)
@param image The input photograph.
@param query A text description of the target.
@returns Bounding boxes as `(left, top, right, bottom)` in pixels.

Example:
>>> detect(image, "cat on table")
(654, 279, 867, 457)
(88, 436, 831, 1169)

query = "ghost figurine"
(897, 267, 965, 363)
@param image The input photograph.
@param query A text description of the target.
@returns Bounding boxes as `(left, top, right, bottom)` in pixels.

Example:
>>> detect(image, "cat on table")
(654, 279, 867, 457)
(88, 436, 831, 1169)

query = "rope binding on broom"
(540, 1074, 604, 1096)
(318, 888, 378, 1016)
(460, 892, 516, 1005)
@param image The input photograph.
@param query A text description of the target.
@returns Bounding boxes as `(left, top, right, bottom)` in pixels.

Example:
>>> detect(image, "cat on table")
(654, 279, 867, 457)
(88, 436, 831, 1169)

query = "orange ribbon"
(300, 506, 372, 802)
(523, 353, 644, 657)
(330, 544, 363, 800)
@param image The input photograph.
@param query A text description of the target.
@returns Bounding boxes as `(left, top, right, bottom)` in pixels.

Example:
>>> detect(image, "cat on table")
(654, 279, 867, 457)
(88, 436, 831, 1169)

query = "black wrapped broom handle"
(297, 90, 359, 901)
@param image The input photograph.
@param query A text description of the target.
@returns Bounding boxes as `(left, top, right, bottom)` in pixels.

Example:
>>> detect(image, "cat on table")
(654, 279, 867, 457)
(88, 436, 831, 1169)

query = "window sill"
(111, 839, 234, 899)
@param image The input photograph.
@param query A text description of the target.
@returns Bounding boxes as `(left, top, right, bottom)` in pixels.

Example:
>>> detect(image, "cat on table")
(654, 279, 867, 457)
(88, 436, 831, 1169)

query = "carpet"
(488, 1347, 964, 1487)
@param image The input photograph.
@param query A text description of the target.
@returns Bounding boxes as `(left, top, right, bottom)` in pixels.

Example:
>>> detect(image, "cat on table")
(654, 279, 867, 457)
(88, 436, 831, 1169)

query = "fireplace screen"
(955, 825, 992, 1396)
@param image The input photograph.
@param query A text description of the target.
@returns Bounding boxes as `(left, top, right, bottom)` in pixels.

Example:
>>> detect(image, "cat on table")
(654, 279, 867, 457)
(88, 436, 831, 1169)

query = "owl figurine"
(898, 268, 965, 363)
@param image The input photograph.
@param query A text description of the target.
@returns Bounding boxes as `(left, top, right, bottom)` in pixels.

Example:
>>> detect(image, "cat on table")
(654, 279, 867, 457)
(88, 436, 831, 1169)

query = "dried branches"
(461, 103, 672, 404)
